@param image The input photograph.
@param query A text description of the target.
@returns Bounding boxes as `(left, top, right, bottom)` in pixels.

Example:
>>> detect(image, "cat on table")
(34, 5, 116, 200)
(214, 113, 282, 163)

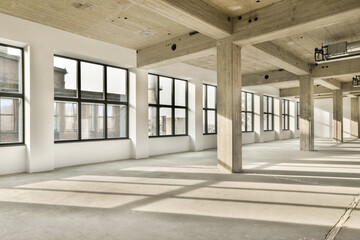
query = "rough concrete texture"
(1, 139, 360, 240)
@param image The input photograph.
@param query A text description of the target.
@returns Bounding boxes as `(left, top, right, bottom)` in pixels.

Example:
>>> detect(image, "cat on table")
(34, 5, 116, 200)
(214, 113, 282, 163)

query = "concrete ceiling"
(203, 0, 282, 17)
(0, 0, 192, 49)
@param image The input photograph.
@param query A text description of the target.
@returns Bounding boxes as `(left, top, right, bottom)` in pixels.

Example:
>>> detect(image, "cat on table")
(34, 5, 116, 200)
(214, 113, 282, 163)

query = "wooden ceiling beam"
(250, 42, 310, 75)
(232, 0, 360, 46)
(130, 0, 232, 39)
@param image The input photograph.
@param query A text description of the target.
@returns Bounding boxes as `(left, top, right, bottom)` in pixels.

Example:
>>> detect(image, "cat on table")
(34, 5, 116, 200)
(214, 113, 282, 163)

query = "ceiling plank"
(232, 0, 360, 46)
(137, 32, 216, 68)
(130, 0, 232, 39)
(250, 42, 310, 75)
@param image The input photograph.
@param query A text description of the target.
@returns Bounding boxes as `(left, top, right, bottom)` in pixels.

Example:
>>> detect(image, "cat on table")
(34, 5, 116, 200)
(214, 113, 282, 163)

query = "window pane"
(207, 86, 216, 109)
(81, 62, 104, 100)
(242, 112, 245, 132)
(207, 110, 216, 133)
(175, 80, 186, 106)
(107, 67, 127, 102)
(247, 113, 253, 131)
(148, 107, 157, 136)
(247, 93, 252, 110)
(264, 114, 268, 131)
(282, 100, 285, 113)
(203, 110, 206, 133)
(203, 85, 206, 108)
(159, 77, 172, 105)
(175, 108, 186, 135)
(269, 115, 273, 131)
(54, 56, 77, 98)
(0, 46, 22, 93)
(263, 97, 268, 112)
(107, 104, 127, 138)
(269, 97, 273, 113)
(148, 75, 158, 104)
(159, 107, 172, 135)
(81, 103, 104, 139)
(0, 98, 22, 143)
(54, 101, 78, 141)
(241, 92, 246, 111)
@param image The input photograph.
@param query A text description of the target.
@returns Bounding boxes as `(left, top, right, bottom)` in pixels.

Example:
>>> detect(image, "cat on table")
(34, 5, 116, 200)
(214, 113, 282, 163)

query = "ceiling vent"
(315, 40, 360, 63)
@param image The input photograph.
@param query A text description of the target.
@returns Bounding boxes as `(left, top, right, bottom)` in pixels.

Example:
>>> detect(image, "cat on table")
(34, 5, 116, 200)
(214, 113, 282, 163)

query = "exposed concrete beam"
(312, 58, 360, 79)
(314, 78, 341, 90)
(131, 0, 231, 39)
(232, 0, 360, 46)
(137, 32, 216, 68)
(281, 82, 360, 97)
(251, 42, 310, 75)
(242, 70, 299, 87)
(280, 85, 333, 98)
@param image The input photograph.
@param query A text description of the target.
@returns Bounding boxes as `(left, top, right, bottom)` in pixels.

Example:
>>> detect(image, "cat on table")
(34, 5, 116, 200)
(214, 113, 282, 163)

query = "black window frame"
(54, 55, 129, 143)
(263, 95, 274, 131)
(0, 43, 25, 146)
(148, 73, 188, 138)
(242, 91, 254, 133)
(282, 99, 290, 131)
(203, 84, 217, 135)
(297, 101, 300, 130)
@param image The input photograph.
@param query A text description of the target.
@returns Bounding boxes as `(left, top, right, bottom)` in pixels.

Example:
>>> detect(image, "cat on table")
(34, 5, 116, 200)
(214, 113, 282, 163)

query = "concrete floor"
(0, 139, 360, 240)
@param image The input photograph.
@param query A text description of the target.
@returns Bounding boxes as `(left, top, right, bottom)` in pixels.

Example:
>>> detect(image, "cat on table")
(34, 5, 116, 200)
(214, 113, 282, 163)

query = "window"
(263, 95, 274, 131)
(0, 44, 24, 145)
(242, 91, 253, 132)
(297, 102, 300, 130)
(203, 84, 217, 134)
(282, 99, 290, 130)
(148, 74, 187, 137)
(54, 56, 128, 142)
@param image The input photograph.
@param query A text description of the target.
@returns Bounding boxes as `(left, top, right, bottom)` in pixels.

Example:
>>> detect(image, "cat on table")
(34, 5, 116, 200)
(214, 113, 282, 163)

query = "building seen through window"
(203, 84, 217, 134)
(54, 56, 128, 142)
(148, 74, 187, 137)
(0, 45, 23, 144)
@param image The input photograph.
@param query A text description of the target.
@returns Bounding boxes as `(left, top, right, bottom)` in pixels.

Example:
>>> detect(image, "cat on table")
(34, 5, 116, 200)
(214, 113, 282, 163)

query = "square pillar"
(254, 93, 264, 143)
(299, 75, 314, 151)
(332, 90, 343, 143)
(274, 98, 282, 140)
(25, 44, 55, 173)
(129, 68, 149, 159)
(351, 97, 359, 138)
(216, 37, 242, 173)
(188, 79, 204, 151)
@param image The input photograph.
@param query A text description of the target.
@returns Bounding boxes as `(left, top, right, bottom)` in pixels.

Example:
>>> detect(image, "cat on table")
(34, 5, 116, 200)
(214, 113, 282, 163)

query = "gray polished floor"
(0, 138, 359, 240)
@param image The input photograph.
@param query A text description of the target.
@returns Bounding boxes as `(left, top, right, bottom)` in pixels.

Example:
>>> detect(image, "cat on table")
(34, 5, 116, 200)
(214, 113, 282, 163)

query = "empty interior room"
(1, 1, 360, 239)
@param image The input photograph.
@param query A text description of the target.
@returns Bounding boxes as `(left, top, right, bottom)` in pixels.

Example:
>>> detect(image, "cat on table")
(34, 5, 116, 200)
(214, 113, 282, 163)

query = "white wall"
(149, 136, 190, 156)
(0, 13, 135, 175)
(314, 97, 352, 138)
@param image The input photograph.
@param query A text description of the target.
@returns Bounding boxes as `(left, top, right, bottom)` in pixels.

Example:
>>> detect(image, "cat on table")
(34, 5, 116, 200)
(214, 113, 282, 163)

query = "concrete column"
(332, 90, 343, 143)
(254, 93, 264, 143)
(216, 37, 242, 173)
(351, 97, 359, 138)
(274, 98, 282, 140)
(129, 68, 149, 159)
(188, 79, 204, 151)
(299, 75, 314, 151)
(25, 43, 54, 173)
